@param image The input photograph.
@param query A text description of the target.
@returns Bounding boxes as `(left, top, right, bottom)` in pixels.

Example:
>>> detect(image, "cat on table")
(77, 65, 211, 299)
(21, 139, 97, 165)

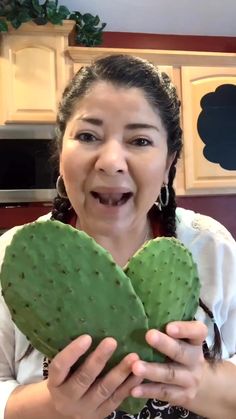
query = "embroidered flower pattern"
(106, 399, 206, 419)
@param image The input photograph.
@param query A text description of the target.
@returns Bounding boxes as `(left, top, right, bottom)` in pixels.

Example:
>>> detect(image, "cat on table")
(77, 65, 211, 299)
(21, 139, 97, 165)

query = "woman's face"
(60, 81, 175, 235)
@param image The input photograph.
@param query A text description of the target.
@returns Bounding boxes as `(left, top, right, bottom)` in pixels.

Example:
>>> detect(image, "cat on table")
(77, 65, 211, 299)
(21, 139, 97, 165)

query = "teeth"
(92, 192, 131, 206)
(108, 197, 113, 205)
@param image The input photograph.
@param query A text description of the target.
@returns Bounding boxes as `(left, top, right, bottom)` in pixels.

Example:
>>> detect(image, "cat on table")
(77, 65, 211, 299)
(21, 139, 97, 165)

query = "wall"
(64, 0, 236, 37)
(177, 195, 236, 239)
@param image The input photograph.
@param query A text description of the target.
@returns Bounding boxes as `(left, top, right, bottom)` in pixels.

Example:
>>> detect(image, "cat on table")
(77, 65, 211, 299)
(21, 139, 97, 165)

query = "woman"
(0, 54, 236, 419)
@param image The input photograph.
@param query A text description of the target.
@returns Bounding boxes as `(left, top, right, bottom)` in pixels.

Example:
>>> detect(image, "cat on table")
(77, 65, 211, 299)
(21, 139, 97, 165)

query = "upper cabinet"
(181, 66, 236, 195)
(0, 21, 74, 124)
(1, 38, 235, 195)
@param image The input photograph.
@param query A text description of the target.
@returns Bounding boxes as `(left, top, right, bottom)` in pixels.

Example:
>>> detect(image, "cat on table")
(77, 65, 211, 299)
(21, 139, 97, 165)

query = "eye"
(131, 137, 153, 147)
(74, 132, 98, 143)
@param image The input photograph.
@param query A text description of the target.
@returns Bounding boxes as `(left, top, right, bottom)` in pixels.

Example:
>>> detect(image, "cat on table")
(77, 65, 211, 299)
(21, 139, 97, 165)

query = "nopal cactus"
(0, 220, 200, 414)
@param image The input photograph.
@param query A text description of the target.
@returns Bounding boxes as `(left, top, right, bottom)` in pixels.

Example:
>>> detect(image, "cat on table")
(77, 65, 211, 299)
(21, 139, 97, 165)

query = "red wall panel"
(101, 32, 236, 53)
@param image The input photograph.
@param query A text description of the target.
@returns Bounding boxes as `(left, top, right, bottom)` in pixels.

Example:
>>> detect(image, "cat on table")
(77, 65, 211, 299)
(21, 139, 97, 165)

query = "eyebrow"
(76, 117, 160, 132)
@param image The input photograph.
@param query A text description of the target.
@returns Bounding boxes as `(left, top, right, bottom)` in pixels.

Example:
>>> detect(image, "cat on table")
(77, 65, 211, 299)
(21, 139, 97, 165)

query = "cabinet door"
(0, 23, 73, 123)
(181, 66, 236, 194)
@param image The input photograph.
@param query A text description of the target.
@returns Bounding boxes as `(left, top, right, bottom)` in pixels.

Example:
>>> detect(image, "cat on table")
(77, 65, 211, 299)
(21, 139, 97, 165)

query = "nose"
(95, 140, 128, 175)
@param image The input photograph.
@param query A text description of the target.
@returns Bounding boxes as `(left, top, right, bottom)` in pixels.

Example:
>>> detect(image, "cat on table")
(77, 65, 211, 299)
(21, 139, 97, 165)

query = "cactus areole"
(0, 220, 200, 413)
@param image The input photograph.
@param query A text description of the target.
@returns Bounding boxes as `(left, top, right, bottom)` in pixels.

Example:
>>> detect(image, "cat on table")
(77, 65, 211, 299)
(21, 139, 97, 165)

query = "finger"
(100, 374, 143, 416)
(83, 352, 139, 407)
(145, 329, 203, 366)
(166, 321, 208, 345)
(98, 358, 143, 416)
(132, 360, 193, 388)
(48, 334, 92, 387)
(131, 382, 189, 406)
(64, 337, 117, 399)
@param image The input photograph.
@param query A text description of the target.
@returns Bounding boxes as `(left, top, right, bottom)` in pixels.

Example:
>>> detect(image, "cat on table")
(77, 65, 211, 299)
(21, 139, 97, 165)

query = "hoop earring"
(56, 175, 68, 199)
(158, 183, 169, 210)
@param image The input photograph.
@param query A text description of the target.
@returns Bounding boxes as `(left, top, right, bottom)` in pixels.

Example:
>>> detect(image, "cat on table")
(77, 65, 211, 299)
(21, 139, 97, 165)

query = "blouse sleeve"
(176, 208, 236, 362)
(0, 227, 21, 419)
(0, 294, 20, 419)
(217, 235, 236, 364)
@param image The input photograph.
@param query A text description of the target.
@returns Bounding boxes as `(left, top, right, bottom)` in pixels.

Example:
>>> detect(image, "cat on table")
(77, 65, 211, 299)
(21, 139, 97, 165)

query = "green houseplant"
(0, 0, 106, 46)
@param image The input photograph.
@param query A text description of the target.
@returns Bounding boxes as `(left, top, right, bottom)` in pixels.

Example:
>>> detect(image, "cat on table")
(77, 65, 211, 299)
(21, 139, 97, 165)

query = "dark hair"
(51, 54, 182, 235)
(50, 54, 221, 361)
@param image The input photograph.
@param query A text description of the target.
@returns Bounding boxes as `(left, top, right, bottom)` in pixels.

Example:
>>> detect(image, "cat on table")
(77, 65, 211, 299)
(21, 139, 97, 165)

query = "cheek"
(60, 150, 82, 191)
(140, 159, 167, 186)
(137, 159, 168, 203)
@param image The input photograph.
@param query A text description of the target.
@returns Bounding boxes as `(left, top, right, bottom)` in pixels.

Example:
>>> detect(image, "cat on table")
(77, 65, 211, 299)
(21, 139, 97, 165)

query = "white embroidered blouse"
(0, 208, 235, 419)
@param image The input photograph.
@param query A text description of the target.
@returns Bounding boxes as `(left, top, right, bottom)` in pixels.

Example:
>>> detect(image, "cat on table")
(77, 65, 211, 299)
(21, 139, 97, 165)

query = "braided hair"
(51, 54, 221, 360)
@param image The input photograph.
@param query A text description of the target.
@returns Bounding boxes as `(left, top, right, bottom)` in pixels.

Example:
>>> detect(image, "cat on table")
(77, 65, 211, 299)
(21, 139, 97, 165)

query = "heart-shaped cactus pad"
(0, 220, 200, 414)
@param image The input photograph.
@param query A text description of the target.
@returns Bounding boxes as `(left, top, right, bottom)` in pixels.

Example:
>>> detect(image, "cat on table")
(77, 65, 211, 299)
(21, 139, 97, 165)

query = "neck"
(76, 218, 152, 267)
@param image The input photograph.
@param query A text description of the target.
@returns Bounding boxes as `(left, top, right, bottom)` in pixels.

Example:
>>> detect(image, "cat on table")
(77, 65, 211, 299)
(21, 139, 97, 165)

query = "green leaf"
(10, 17, 22, 29)
(18, 9, 31, 23)
(58, 5, 70, 18)
(76, 25, 104, 47)
(93, 15, 100, 26)
(46, 1, 57, 14)
(73, 11, 82, 19)
(82, 13, 95, 24)
(71, 10, 82, 20)
(0, 0, 106, 43)
(82, 24, 97, 34)
(48, 13, 63, 25)
(0, 18, 8, 31)
(68, 12, 78, 22)
(33, 17, 47, 25)
(32, 0, 43, 14)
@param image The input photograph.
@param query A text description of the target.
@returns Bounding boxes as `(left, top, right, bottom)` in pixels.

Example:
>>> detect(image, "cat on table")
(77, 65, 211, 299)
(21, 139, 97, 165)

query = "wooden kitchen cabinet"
(181, 66, 236, 195)
(0, 21, 74, 123)
(1, 36, 234, 195)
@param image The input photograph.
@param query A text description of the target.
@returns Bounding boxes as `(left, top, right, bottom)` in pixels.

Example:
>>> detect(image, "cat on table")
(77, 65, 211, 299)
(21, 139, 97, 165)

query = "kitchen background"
(0, 0, 236, 238)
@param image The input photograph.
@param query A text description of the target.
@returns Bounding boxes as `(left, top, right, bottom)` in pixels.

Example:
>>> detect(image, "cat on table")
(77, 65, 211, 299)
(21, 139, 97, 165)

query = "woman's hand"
(47, 334, 142, 419)
(130, 320, 208, 408)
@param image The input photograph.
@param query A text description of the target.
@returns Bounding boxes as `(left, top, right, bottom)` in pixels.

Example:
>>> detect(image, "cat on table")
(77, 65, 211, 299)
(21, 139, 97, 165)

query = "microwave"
(0, 125, 58, 204)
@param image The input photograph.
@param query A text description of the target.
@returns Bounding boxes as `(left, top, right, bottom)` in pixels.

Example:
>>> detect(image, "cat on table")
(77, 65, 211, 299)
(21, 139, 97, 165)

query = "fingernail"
(149, 330, 159, 344)
(134, 361, 146, 375)
(132, 387, 143, 397)
(80, 334, 92, 346)
(168, 325, 179, 335)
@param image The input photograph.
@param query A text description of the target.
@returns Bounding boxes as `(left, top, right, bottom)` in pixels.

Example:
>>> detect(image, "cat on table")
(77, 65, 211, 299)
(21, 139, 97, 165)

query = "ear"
(164, 152, 177, 184)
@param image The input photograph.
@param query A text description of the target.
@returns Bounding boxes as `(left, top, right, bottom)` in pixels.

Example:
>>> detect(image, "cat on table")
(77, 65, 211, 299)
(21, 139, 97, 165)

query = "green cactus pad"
(0, 220, 152, 366)
(124, 237, 200, 362)
(0, 220, 200, 414)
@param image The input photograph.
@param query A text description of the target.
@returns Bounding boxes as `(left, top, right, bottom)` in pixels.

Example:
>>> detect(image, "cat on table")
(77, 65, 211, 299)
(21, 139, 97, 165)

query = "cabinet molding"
(67, 46, 236, 67)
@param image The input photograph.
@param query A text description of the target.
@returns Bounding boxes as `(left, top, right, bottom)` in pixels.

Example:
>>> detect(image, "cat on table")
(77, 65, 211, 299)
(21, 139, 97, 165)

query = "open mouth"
(91, 191, 133, 206)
